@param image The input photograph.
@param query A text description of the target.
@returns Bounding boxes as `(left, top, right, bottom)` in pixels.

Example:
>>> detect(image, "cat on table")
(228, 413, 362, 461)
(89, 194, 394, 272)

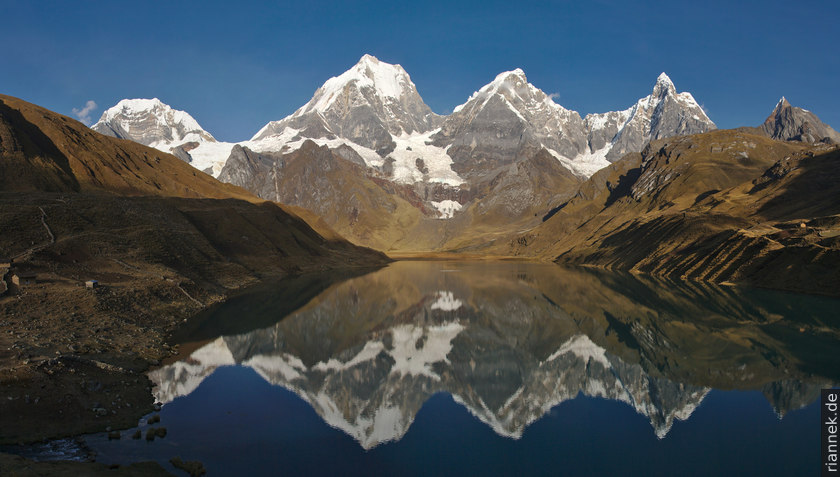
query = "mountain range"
(93, 56, 718, 184)
(14, 53, 840, 293)
(2, 56, 839, 458)
(92, 55, 725, 250)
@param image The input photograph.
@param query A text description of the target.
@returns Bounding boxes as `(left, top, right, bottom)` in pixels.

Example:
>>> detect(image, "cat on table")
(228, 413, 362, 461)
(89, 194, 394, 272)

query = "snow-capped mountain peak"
(251, 54, 440, 156)
(92, 98, 232, 176)
(300, 54, 413, 116)
(581, 72, 716, 163)
(93, 98, 215, 145)
(433, 68, 591, 178)
(761, 96, 840, 143)
(486, 68, 528, 87)
(774, 96, 791, 111)
(653, 72, 676, 96)
(452, 68, 568, 116)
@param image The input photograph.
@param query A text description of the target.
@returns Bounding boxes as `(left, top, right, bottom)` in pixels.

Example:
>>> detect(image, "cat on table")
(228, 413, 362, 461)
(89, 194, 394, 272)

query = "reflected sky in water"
(88, 261, 840, 475)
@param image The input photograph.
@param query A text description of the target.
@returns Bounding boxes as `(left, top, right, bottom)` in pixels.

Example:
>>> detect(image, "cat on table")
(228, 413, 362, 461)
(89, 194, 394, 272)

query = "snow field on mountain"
(548, 146, 612, 178)
(388, 131, 463, 185)
(96, 57, 717, 192)
(430, 200, 463, 219)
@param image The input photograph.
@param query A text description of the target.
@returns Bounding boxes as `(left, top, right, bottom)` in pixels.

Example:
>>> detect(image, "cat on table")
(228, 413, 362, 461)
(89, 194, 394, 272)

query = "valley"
(2, 54, 839, 475)
(89, 55, 840, 296)
(92, 56, 718, 252)
(4, 1, 840, 474)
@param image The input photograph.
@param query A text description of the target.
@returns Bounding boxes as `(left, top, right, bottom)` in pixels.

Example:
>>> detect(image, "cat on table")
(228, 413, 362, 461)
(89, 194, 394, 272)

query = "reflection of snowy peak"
(153, 319, 465, 449)
(149, 337, 235, 405)
(151, 302, 708, 448)
(149, 261, 837, 450)
(458, 334, 708, 439)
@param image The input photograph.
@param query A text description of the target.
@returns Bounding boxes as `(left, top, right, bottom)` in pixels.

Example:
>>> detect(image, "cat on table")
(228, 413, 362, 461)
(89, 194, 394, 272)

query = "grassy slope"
(0, 94, 388, 448)
(494, 129, 840, 295)
(0, 94, 388, 270)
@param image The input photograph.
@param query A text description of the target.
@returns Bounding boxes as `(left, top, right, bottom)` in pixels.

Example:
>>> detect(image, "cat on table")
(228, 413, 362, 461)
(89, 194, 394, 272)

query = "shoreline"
(0, 257, 385, 474)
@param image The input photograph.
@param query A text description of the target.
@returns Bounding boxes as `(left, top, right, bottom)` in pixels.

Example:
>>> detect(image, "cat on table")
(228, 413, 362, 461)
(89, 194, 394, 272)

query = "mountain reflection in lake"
(89, 261, 840, 476)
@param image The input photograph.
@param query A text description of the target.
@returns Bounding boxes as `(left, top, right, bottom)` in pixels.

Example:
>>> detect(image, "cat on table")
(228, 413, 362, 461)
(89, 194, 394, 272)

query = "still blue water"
(85, 261, 838, 476)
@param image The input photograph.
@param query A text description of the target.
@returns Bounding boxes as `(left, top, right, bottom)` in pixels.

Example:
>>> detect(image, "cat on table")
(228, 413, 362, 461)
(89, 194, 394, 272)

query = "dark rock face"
(217, 144, 284, 190)
(761, 380, 825, 417)
(170, 141, 200, 163)
(760, 97, 840, 144)
(216, 140, 431, 250)
(470, 148, 580, 220)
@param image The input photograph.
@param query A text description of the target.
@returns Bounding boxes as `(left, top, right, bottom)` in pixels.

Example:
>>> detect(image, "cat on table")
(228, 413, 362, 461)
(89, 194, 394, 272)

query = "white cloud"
(547, 92, 561, 101)
(72, 100, 97, 125)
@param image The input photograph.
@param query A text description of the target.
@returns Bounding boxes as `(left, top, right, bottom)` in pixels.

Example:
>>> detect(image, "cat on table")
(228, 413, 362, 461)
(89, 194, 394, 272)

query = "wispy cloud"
(72, 100, 97, 125)
(547, 92, 561, 101)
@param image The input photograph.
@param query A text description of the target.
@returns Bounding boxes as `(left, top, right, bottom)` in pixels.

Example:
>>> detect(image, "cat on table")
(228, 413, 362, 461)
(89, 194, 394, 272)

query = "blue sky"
(2, 0, 838, 142)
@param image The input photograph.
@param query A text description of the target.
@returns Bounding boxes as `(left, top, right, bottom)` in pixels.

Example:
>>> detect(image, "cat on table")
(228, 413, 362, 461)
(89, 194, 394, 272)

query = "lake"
(85, 261, 840, 476)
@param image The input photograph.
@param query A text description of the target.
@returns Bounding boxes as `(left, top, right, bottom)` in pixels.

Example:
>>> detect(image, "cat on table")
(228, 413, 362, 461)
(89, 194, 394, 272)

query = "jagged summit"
(584, 72, 715, 162)
(91, 97, 227, 175)
(653, 72, 676, 95)
(93, 98, 215, 145)
(760, 96, 840, 143)
(451, 68, 561, 114)
(299, 54, 413, 115)
(251, 55, 440, 155)
(485, 68, 529, 86)
(433, 68, 588, 178)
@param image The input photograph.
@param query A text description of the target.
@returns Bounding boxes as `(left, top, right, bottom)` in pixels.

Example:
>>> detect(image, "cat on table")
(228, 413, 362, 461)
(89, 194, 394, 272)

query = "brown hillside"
(0, 94, 387, 268)
(266, 140, 432, 250)
(0, 95, 388, 446)
(441, 148, 582, 252)
(0, 94, 256, 200)
(496, 129, 840, 295)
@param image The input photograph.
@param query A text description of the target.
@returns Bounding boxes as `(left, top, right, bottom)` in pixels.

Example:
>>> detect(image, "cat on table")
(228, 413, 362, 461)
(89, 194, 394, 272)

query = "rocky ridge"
(91, 98, 227, 175)
(94, 56, 840, 258)
(253, 54, 442, 157)
(758, 97, 840, 144)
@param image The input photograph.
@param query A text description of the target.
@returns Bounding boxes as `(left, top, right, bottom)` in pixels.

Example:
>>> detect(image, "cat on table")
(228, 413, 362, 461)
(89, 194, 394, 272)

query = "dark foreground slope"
(0, 94, 388, 450)
(498, 129, 840, 296)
